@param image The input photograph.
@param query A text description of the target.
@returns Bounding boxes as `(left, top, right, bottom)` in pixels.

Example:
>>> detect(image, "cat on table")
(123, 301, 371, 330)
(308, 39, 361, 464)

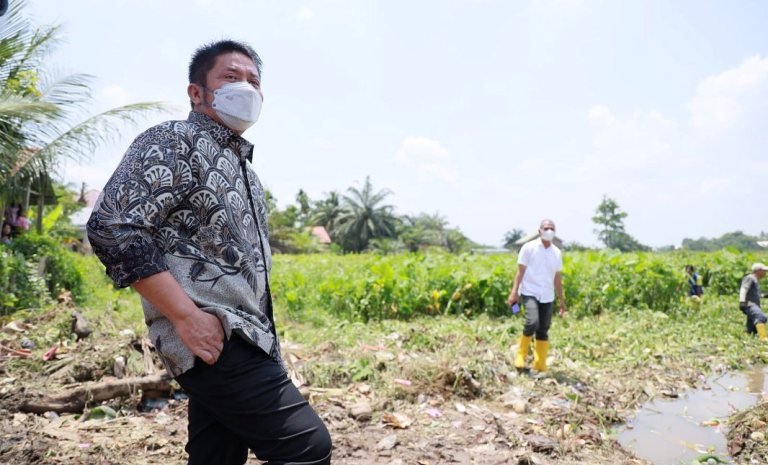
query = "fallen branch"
(19, 371, 172, 414)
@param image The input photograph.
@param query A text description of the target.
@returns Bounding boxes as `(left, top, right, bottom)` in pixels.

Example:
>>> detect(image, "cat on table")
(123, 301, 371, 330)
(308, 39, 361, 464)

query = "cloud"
(311, 137, 334, 149)
(698, 176, 733, 195)
(582, 105, 678, 176)
(394, 136, 458, 183)
(574, 57, 768, 247)
(297, 7, 314, 20)
(583, 56, 768, 183)
(689, 55, 768, 132)
(101, 84, 130, 107)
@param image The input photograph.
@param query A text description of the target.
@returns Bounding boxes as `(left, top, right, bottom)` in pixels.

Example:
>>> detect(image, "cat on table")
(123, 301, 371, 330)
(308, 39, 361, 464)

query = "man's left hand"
(558, 303, 567, 317)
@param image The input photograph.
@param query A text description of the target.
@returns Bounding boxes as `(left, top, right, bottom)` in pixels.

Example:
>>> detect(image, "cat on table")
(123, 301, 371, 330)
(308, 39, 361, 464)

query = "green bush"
(0, 234, 116, 315)
(0, 245, 49, 315)
(10, 234, 85, 300)
(271, 250, 768, 322)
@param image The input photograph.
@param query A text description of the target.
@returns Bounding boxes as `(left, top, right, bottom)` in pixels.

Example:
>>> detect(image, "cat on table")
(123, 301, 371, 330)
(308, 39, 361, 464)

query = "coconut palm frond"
(5, 25, 59, 82)
(39, 73, 93, 108)
(0, 95, 58, 172)
(0, 94, 59, 119)
(34, 101, 174, 165)
(0, 0, 31, 44)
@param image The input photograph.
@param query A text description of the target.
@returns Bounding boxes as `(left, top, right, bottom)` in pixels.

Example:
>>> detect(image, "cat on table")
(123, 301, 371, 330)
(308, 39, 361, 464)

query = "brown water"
(617, 365, 768, 465)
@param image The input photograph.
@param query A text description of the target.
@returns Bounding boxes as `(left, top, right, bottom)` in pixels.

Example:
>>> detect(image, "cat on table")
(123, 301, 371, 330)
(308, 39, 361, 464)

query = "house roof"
(513, 233, 563, 246)
(82, 189, 101, 208)
(310, 226, 332, 244)
(70, 190, 101, 228)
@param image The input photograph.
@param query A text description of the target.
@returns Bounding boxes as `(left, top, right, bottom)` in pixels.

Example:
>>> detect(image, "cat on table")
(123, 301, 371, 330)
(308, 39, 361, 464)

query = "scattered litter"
(425, 407, 442, 418)
(42, 345, 58, 361)
(383, 412, 412, 429)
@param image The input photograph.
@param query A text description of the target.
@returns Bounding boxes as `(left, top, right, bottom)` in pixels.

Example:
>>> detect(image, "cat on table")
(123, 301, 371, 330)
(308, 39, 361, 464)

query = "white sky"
(25, 0, 768, 248)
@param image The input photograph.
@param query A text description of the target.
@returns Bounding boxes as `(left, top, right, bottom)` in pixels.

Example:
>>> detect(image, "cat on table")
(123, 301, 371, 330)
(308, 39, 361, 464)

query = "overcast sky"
(24, 0, 768, 247)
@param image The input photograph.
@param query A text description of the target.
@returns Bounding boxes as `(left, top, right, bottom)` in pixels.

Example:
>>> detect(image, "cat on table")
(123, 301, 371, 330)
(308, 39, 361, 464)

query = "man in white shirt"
(507, 219, 567, 373)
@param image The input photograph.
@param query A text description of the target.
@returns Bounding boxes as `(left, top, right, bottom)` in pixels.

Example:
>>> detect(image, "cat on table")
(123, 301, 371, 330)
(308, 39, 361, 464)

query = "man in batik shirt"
(88, 40, 331, 465)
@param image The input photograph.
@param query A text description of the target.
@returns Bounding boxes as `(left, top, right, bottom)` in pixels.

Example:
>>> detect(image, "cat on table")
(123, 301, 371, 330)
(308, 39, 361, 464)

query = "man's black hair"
(188, 39, 262, 107)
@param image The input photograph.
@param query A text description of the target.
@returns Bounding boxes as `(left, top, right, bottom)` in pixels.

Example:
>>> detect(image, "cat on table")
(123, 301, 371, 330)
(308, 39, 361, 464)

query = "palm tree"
(1, 0, 170, 231)
(308, 191, 341, 231)
(333, 177, 397, 252)
(398, 213, 449, 252)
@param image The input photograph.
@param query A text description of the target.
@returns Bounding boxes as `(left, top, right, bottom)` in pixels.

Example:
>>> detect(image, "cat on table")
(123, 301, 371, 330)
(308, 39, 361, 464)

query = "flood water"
(616, 365, 768, 465)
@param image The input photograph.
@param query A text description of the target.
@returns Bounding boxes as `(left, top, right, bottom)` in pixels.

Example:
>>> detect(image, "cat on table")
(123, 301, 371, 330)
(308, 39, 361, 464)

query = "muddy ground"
(0, 318, 653, 465)
(0, 382, 647, 465)
(0, 306, 723, 465)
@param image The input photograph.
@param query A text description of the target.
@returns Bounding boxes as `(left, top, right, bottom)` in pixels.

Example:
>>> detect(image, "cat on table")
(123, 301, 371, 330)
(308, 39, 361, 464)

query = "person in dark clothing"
(739, 263, 768, 339)
(87, 40, 331, 465)
(685, 265, 703, 297)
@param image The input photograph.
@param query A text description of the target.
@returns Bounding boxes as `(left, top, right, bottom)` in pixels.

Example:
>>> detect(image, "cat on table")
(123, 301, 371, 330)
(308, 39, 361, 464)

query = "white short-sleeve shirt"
(517, 238, 563, 303)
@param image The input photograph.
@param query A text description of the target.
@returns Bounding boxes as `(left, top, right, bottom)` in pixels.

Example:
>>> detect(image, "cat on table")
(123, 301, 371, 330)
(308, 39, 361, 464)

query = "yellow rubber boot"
(515, 335, 532, 369)
(757, 323, 768, 341)
(533, 340, 549, 372)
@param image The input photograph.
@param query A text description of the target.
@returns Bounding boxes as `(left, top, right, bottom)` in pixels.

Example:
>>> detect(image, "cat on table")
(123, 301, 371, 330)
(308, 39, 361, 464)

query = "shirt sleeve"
(517, 242, 531, 266)
(86, 124, 194, 288)
(739, 276, 751, 303)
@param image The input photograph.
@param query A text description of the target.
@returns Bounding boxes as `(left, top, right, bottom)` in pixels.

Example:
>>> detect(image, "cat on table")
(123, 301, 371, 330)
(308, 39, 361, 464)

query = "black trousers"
(742, 304, 768, 334)
(175, 334, 332, 465)
(521, 295, 553, 341)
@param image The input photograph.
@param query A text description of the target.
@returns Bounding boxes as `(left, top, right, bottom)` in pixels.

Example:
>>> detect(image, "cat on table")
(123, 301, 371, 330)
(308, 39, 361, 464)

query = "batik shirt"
(87, 111, 280, 377)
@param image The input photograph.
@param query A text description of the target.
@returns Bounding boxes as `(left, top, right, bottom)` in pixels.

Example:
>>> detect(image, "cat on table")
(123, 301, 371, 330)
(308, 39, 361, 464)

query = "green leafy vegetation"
(0, 235, 121, 316)
(271, 250, 766, 321)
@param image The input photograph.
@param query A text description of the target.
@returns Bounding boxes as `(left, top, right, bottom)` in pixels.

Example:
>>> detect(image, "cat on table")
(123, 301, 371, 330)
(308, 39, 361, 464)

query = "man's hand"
(131, 272, 226, 366)
(175, 310, 225, 365)
(558, 302, 567, 317)
(507, 292, 518, 307)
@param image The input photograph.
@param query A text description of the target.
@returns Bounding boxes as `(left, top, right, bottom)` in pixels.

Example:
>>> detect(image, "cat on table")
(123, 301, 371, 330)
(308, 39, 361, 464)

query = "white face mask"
(210, 81, 262, 132)
(540, 229, 555, 241)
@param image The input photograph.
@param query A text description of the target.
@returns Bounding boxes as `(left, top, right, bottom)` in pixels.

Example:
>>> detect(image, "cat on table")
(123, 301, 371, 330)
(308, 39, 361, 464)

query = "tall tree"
(502, 228, 525, 249)
(592, 195, 627, 249)
(308, 191, 341, 232)
(591, 195, 648, 252)
(333, 176, 397, 252)
(398, 213, 448, 252)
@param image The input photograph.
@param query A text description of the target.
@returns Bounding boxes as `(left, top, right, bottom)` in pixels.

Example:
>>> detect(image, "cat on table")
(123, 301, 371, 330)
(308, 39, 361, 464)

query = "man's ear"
(187, 83, 204, 107)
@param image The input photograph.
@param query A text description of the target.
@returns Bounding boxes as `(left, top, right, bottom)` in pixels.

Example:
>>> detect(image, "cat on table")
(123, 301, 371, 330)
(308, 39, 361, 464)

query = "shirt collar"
(187, 111, 254, 163)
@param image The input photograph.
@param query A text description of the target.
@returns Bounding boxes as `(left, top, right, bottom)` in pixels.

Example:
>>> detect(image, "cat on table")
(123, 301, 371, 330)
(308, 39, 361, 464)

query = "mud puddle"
(617, 365, 768, 464)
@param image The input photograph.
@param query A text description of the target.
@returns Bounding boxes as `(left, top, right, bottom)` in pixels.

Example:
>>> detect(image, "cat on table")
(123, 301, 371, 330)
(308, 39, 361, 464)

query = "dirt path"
(0, 377, 649, 465)
(0, 309, 659, 465)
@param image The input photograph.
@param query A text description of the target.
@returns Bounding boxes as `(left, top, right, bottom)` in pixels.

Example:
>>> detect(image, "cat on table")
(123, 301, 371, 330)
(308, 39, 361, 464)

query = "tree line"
(265, 176, 472, 254)
(502, 195, 765, 253)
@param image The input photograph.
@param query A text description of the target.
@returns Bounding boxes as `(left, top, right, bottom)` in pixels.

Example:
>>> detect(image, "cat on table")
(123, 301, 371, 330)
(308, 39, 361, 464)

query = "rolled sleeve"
(87, 125, 192, 287)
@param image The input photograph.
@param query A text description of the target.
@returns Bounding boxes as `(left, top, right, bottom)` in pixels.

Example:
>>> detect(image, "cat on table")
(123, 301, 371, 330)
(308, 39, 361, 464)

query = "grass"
(278, 294, 768, 409)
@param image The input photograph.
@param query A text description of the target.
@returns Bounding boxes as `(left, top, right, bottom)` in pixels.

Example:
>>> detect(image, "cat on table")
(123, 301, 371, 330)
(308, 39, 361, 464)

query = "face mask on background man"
(541, 229, 555, 241)
(211, 81, 262, 132)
